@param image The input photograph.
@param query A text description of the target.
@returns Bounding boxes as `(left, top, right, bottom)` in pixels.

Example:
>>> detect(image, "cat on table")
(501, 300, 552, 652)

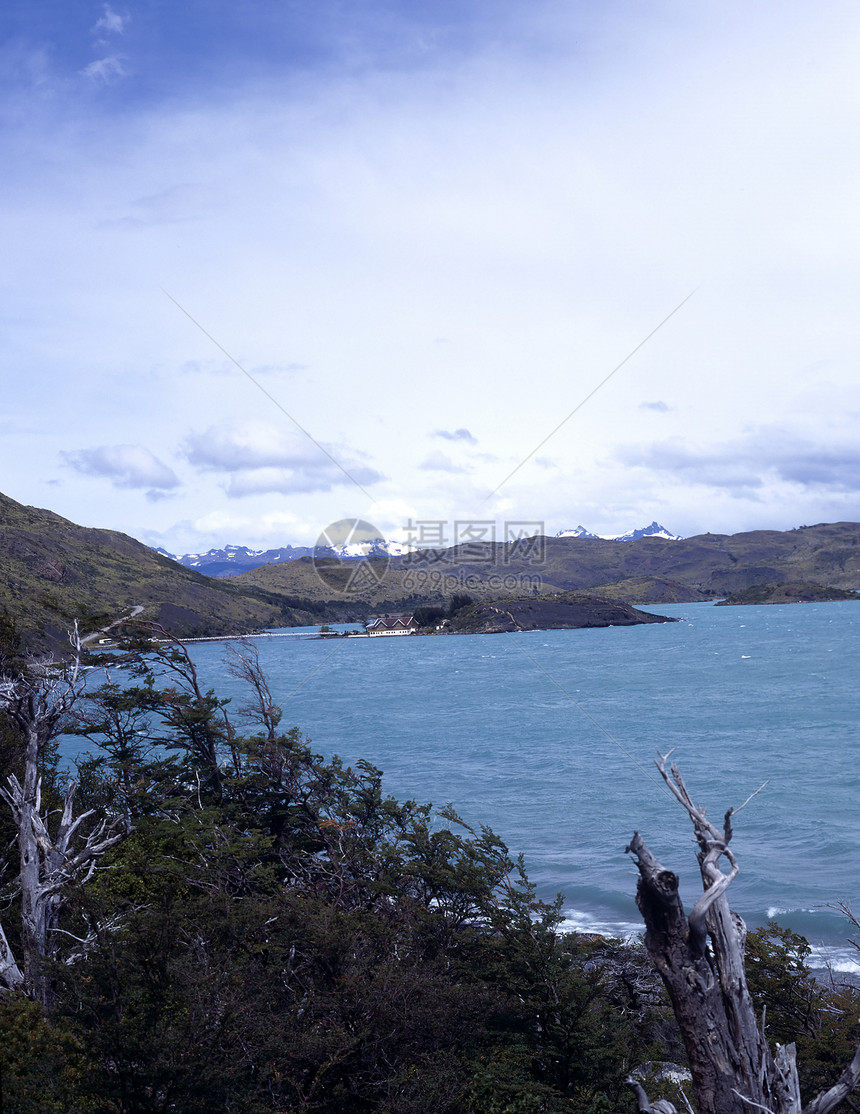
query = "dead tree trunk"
(626, 753, 860, 1114)
(0, 629, 124, 1006)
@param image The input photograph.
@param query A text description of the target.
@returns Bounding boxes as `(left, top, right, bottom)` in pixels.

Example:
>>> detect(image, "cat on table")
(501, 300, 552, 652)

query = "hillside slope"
(0, 492, 318, 654)
(714, 581, 860, 606)
(234, 522, 860, 608)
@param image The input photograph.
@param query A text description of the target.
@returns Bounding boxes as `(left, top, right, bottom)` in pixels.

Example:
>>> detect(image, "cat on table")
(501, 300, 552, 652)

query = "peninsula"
(443, 594, 677, 634)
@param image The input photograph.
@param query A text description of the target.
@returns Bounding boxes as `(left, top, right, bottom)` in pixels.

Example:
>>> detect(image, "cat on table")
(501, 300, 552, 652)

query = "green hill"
(0, 492, 321, 654)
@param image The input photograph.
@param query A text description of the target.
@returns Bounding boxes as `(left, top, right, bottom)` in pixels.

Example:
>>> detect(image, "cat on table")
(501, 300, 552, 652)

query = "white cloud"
(143, 507, 307, 553)
(99, 184, 215, 227)
(183, 421, 318, 472)
(433, 427, 478, 444)
(222, 467, 346, 498)
(93, 6, 128, 36)
(182, 421, 384, 496)
(618, 428, 860, 497)
(418, 450, 470, 474)
(80, 55, 127, 82)
(61, 445, 180, 492)
(6, 1, 860, 549)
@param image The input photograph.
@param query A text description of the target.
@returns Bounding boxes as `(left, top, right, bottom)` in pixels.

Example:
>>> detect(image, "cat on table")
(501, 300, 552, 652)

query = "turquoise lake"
(89, 600, 860, 970)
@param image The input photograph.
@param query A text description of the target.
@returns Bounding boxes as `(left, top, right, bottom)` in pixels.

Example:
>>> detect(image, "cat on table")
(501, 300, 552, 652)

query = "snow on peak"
(614, 522, 681, 542)
(555, 525, 599, 539)
(556, 522, 681, 542)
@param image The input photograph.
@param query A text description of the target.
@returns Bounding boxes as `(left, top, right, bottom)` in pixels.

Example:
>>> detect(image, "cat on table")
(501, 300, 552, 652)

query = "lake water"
(95, 601, 860, 971)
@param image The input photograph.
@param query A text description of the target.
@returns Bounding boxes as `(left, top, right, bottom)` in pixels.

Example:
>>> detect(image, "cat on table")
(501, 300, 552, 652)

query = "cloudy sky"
(3, 1, 860, 552)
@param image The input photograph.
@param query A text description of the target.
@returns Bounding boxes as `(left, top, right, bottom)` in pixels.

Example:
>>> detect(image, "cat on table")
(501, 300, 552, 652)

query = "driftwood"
(626, 753, 860, 1114)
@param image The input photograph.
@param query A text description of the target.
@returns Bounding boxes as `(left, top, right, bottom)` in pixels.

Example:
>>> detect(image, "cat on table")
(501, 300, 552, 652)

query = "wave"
(560, 906, 645, 942)
(561, 905, 859, 980)
(807, 944, 860, 976)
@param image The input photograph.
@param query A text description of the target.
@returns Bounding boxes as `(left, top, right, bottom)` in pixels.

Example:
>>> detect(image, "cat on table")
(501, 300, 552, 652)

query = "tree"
(626, 753, 860, 1114)
(0, 627, 124, 1006)
(224, 639, 281, 743)
(70, 673, 175, 830)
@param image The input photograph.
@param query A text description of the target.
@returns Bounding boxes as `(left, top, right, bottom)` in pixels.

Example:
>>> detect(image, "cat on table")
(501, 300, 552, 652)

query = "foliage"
(413, 594, 475, 629)
(0, 629, 857, 1112)
(0, 993, 101, 1113)
(746, 922, 860, 1107)
(715, 583, 859, 606)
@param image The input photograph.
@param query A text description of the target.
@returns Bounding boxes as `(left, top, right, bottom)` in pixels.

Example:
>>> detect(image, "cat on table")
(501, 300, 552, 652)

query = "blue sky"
(3, 0, 860, 551)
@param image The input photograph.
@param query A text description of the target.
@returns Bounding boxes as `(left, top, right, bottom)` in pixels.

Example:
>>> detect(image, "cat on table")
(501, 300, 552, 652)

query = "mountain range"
(158, 522, 681, 577)
(153, 544, 318, 577)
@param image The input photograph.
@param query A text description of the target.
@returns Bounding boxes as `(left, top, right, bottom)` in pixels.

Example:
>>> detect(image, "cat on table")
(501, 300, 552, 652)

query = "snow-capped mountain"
(555, 521, 681, 542)
(156, 544, 315, 577)
(614, 521, 682, 541)
(157, 538, 408, 576)
(336, 538, 409, 558)
(555, 525, 600, 539)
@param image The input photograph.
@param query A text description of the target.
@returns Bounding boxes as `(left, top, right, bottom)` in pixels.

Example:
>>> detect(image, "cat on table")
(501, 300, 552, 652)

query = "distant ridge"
(555, 525, 600, 540)
(158, 537, 409, 577)
(3, 491, 860, 654)
(613, 521, 682, 542)
(234, 521, 860, 608)
(155, 544, 316, 577)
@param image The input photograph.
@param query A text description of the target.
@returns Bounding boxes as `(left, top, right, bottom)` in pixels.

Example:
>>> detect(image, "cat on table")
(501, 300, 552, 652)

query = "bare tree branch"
(0, 630, 128, 1004)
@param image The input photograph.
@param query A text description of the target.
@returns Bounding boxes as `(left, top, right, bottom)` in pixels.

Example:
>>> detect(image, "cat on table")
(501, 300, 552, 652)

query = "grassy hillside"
(0, 492, 323, 654)
(452, 524, 860, 595)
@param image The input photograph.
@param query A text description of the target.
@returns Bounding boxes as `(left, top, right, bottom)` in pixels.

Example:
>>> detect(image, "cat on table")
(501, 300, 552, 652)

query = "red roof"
(367, 614, 418, 630)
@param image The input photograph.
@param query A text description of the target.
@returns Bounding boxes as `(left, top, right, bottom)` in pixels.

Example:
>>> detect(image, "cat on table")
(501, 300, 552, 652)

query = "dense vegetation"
(0, 622, 857, 1112)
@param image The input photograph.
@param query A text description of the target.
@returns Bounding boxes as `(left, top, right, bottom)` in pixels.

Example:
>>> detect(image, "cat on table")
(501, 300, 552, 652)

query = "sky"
(3, 0, 860, 553)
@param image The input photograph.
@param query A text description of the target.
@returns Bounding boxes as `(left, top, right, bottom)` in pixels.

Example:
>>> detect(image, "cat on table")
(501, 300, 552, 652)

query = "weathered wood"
(627, 827, 776, 1114)
(626, 1075, 680, 1112)
(626, 754, 859, 1114)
